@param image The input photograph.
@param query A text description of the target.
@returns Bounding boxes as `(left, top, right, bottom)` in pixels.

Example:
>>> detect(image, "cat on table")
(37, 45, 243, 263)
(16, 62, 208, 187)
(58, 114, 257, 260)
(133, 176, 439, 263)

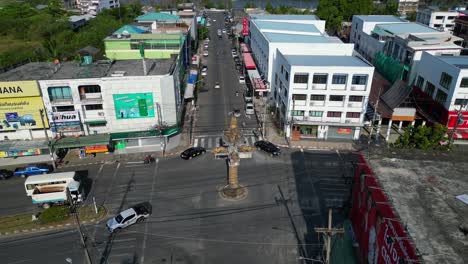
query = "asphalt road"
(195, 11, 258, 137)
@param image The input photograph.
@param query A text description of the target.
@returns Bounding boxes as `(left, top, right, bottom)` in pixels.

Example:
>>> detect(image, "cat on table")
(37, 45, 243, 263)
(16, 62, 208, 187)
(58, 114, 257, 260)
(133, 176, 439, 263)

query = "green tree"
(265, 1, 275, 14)
(47, 0, 65, 17)
(243, 2, 256, 8)
(217, 2, 225, 9)
(406, 11, 417, 21)
(392, 124, 450, 150)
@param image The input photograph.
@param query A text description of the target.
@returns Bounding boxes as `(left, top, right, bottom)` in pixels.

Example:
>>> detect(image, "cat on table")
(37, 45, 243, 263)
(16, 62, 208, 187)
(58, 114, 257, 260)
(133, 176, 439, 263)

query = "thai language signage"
(0, 98, 48, 131)
(242, 17, 249, 36)
(350, 155, 419, 264)
(0, 81, 40, 98)
(113, 93, 155, 119)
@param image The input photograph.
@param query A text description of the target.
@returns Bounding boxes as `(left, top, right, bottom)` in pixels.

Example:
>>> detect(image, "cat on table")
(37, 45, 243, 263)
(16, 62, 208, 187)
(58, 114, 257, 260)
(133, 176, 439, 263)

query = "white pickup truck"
(106, 202, 152, 232)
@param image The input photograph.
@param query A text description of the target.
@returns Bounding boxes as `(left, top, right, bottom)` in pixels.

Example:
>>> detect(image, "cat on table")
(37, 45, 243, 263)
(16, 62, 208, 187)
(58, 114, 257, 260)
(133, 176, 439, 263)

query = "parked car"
(0, 169, 13, 180)
(222, 29, 226, 34)
(106, 202, 152, 232)
(239, 75, 245, 84)
(255, 141, 281, 156)
(245, 103, 254, 115)
(233, 109, 241, 117)
(14, 164, 51, 178)
(244, 91, 253, 102)
(204, 44, 209, 50)
(214, 82, 221, 89)
(231, 50, 237, 58)
(180, 147, 207, 160)
(234, 56, 240, 63)
(235, 63, 241, 70)
(202, 66, 208, 76)
(203, 50, 209, 57)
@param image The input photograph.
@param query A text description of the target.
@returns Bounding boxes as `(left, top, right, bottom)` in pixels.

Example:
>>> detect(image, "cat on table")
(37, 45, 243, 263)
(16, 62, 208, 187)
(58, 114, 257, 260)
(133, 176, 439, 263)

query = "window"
(275, 73, 278, 85)
(84, 104, 103, 110)
(281, 65, 284, 74)
(439, 72, 453, 89)
(358, 34, 361, 40)
(346, 112, 360, 118)
(349, 96, 363, 102)
(332, 74, 347, 85)
(329, 95, 344, 101)
(310, 95, 325, 101)
(455, 99, 468, 105)
(291, 110, 305, 116)
(283, 87, 288, 98)
(309, 111, 323, 117)
(292, 94, 307, 101)
(48, 86, 72, 101)
(447, 16, 455, 20)
(434, 24, 442, 28)
(327, 111, 342, 118)
(313, 74, 328, 84)
(53, 105, 75, 112)
(416, 76, 425, 88)
(425, 82, 435, 97)
(435, 16, 444, 20)
(78, 85, 101, 93)
(446, 24, 454, 28)
(352, 75, 368, 85)
(285, 71, 289, 81)
(89, 123, 106, 127)
(294, 73, 308, 84)
(435, 90, 447, 104)
(461, 78, 468, 88)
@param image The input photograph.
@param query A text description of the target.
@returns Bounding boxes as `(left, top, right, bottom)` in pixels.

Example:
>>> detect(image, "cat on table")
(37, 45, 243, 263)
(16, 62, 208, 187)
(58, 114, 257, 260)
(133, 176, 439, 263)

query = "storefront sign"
(113, 93, 155, 119)
(0, 81, 40, 98)
(85, 145, 108, 154)
(0, 148, 41, 158)
(242, 17, 249, 36)
(0, 97, 48, 131)
(337, 128, 351, 134)
(49, 111, 81, 133)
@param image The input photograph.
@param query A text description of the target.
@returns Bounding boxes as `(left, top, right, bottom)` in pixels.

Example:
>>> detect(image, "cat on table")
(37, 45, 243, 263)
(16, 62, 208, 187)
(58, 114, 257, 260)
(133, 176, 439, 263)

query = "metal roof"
(135, 12, 180, 21)
(263, 32, 330, 43)
(376, 22, 439, 35)
(250, 14, 319, 20)
(253, 20, 320, 34)
(113, 25, 148, 35)
(354, 15, 406, 23)
(283, 55, 372, 67)
(437, 55, 468, 68)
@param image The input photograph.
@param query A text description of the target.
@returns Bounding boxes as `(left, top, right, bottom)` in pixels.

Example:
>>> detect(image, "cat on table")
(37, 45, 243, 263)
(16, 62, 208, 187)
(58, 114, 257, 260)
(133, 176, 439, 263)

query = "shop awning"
(162, 127, 181, 136)
(247, 69, 267, 91)
(52, 134, 110, 149)
(452, 129, 468, 139)
(84, 120, 107, 125)
(240, 43, 251, 53)
(242, 52, 256, 70)
(111, 130, 160, 140)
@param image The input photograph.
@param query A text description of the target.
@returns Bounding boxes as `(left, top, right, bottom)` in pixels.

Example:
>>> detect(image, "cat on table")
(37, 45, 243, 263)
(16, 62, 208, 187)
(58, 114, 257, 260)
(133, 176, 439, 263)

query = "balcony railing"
(50, 98, 73, 104)
(80, 93, 102, 101)
(350, 85, 366, 91)
(347, 102, 363, 108)
(309, 101, 325, 107)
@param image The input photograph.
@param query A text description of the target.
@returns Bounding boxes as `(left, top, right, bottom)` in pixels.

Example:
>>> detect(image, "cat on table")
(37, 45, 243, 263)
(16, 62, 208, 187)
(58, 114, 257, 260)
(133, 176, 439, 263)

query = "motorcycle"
(144, 155, 155, 164)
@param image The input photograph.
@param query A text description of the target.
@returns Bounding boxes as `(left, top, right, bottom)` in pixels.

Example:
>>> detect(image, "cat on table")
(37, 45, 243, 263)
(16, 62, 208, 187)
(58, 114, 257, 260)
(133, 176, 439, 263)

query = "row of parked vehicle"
(0, 163, 52, 180)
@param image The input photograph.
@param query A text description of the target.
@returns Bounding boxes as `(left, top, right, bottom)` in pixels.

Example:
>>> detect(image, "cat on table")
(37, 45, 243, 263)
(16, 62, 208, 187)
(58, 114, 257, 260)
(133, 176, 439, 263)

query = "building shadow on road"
(290, 151, 358, 262)
(76, 170, 92, 198)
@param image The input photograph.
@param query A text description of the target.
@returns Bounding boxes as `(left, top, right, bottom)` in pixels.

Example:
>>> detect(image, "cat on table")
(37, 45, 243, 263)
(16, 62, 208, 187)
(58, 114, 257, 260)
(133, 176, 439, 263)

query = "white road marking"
(113, 238, 137, 243)
(207, 137, 212, 148)
(200, 138, 205, 148)
(215, 137, 220, 147)
(126, 161, 143, 164)
(194, 138, 199, 147)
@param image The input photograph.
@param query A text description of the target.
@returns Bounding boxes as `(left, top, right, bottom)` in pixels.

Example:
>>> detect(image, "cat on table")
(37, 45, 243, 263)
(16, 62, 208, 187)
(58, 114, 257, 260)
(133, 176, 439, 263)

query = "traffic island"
(0, 205, 107, 236)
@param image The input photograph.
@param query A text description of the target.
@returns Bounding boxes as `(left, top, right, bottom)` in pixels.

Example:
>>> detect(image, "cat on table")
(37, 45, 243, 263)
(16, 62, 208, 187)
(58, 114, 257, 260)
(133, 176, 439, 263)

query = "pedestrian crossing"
(193, 135, 258, 149)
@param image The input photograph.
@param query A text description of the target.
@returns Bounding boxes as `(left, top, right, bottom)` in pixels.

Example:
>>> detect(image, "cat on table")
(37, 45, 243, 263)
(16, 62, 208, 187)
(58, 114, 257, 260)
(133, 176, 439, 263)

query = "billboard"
(0, 97, 48, 131)
(49, 111, 82, 133)
(0, 81, 41, 98)
(350, 155, 419, 264)
(113, 93, 155, 119)
(242, 17, 249, 36)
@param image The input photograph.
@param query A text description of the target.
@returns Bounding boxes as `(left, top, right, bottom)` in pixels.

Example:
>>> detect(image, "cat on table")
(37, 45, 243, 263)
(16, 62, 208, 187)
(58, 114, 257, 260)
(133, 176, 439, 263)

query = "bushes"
(392, 123, 450, 150)
(39, 206, 70, 223)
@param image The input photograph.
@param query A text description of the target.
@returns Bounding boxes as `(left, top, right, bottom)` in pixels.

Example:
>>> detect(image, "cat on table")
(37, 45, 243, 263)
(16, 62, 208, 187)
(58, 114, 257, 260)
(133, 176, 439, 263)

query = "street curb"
(0, 207, 108, 238)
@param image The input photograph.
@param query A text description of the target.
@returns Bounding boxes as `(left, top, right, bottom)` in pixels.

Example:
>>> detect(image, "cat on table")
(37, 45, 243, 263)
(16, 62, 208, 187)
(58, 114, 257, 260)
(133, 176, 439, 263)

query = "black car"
(254, 141, 281, 156)
(180, 147, 206, 160)
(0, 169, 13, 180)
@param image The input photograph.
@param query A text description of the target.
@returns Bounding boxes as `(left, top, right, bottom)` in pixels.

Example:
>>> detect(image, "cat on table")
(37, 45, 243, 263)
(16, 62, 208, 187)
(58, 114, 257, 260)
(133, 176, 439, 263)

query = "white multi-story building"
(413, 52, 468, 141)
(80, 0, 120, 15)
(416, 7, 460, 32)
(249, 15, 354, 88)
(389, 0, 419, 15)
(272, 50, 374, 140)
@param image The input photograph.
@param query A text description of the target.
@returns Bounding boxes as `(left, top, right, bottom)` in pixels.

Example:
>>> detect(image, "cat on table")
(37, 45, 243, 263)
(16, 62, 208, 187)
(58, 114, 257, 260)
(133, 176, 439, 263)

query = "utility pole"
(314, 209, 344, 264)
(156, 103, 166, 156)
(39, 109, 56, 171)
(368, 86, 383, 145)
(449, 102, 466, 145)
(66, 188, 92, 264)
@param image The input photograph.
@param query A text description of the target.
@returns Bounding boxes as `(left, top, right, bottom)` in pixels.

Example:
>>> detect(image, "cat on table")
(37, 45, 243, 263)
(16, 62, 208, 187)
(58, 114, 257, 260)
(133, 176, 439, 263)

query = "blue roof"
(284, 55, 372, 67)
(250, 14, 319, 21)
(437, 56, 468, 69)
(376, 23, 439, 34)
(253, 20, 320, 34)
(113, 25, 147, 35)
(263, 32, 330, 43)
(354, 15, 406, 23)
(136, 12, 180, 21)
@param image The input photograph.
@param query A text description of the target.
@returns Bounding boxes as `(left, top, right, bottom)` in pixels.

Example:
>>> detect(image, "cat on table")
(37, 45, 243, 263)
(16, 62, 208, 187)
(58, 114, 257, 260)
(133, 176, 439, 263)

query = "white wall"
(417, 10, 458, 32)
(252, 19, 326, 34)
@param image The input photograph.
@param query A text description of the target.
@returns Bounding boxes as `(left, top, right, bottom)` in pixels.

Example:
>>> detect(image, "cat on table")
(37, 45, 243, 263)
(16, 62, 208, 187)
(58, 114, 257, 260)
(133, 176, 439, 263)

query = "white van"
(245, 103, 254, 115)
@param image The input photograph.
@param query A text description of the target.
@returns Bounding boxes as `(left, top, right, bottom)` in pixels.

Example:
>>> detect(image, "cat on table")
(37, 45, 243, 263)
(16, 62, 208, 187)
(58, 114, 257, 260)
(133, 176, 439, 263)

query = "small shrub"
(39, 206, 70, 224)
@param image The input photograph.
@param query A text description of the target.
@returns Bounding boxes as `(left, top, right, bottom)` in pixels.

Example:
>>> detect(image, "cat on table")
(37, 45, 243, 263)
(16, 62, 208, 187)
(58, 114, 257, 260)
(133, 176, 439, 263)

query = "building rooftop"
(253, 20, 321, 34)
(368, 152, 468, 264)
(376, 22, 439, 35)
(437, 55, 468, 69)
(105, 32, 183, 41)
(250, 14, 320, 21)
(263, 32, 331, 43)
(354, 15, 406, 23)
(0, 57, 177, 81)
(135, 12, 180, 21)
(283, 54, 372, 67)
(113, 25, 148, 35)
